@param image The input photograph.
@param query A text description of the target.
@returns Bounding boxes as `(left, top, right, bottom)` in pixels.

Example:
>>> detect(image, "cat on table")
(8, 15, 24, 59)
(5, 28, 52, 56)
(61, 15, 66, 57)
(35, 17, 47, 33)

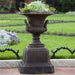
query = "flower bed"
(20, 1, 56, 13)
(0, 30, 19, 47)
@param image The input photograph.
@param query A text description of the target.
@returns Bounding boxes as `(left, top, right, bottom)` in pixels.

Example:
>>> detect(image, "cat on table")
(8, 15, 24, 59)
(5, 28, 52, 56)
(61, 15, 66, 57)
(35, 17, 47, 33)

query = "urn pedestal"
(19, 12, 54, 74)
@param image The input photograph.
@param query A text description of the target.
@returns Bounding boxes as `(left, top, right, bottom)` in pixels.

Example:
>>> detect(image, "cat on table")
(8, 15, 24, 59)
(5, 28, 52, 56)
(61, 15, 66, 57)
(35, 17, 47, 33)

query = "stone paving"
(0, 67, 75, 75)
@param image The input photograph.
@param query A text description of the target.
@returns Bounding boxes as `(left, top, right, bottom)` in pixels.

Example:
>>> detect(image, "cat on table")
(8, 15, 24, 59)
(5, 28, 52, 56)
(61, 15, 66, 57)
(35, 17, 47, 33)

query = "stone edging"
(0, 59, 75, 68)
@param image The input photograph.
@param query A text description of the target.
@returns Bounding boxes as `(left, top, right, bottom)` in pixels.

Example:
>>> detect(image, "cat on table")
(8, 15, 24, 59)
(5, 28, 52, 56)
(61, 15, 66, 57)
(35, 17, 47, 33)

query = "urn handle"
(44, 20, 48, 31)
(24, 20, 31, 32)
(24, 20, 30, 28)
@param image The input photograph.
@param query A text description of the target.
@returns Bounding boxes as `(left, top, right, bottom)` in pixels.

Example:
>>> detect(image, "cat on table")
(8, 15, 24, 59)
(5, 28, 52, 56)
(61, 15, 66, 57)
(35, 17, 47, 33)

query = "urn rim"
(20, 12, 54, 15)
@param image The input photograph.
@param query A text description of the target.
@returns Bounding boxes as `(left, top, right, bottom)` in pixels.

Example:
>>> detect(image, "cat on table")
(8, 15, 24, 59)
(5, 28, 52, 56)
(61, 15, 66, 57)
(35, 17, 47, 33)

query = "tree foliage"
(55, 0, 75, 12)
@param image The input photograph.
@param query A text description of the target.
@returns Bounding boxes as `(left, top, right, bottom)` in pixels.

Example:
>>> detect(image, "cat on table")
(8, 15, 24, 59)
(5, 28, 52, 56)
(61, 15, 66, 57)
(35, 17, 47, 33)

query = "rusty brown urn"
(19, 12, 54, 74)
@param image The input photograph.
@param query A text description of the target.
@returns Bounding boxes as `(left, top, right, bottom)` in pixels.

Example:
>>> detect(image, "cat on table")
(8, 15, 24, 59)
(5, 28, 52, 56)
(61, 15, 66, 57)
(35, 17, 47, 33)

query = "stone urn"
(19, 12, 54, 74)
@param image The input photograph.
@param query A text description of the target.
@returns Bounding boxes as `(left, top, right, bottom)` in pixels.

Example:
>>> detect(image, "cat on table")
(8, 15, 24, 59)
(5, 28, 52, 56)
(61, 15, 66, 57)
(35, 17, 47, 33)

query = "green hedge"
(55, 0, 75, 12)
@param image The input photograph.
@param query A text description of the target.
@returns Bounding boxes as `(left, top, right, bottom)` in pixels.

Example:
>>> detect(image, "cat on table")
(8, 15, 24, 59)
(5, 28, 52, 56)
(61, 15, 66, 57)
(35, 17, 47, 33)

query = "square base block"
(19, 61, 54, 74)
(19, 47, 54, 74)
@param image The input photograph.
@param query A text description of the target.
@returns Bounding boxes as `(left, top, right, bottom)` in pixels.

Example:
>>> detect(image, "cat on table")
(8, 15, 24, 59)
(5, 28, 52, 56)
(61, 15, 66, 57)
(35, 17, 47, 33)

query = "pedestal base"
(18, 47, 54, 74)
(19, 61, 54, 74)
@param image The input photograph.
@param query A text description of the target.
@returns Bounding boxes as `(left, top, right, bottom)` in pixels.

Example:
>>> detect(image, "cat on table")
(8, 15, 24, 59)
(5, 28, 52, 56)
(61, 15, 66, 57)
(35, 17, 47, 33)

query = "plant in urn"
(19, 1, 55, 74)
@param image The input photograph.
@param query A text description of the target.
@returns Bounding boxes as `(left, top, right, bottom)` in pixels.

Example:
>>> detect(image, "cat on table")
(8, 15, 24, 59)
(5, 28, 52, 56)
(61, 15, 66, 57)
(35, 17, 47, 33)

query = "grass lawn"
(47, 23, 75, 35)
(0, 26, 26, 32)
(0, 14, 26, 26)
(1, 22, 75, 35)
(0, 14, 25, 19)
(0, 20, 24, 26)
(46, 14, 75, 21)
(0, 13, 75, 59)
(0, 33, 75, 59)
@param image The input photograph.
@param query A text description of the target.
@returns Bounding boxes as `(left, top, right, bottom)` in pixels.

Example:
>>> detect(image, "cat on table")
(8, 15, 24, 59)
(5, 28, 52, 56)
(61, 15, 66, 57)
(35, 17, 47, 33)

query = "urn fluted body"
(19, 12, 54, 74)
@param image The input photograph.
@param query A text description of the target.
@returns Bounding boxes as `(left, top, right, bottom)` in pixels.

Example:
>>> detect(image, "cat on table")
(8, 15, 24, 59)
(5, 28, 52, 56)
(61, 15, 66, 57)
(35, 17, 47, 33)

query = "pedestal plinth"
(19, 46, 54, 74)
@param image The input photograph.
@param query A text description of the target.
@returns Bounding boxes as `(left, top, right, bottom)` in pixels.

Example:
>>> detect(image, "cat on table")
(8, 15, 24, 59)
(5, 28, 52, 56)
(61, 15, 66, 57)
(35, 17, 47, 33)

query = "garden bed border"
(0, 59, 75, 68)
